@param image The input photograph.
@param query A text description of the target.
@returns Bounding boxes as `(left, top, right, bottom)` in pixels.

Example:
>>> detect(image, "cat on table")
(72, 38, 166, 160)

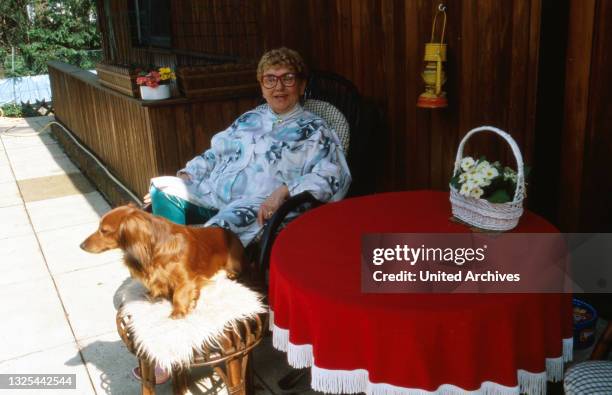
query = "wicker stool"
(564, 361, 612, 395)
(116, 311, 264, 395)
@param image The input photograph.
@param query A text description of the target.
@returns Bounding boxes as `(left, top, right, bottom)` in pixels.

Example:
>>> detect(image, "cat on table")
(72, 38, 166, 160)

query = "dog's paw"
(170, 310, 186, 319)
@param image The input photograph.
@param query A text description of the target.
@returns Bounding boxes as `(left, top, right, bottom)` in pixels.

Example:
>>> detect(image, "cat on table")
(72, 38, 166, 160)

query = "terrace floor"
(0, 115, 315, 395)
(0, 116, 608, 395)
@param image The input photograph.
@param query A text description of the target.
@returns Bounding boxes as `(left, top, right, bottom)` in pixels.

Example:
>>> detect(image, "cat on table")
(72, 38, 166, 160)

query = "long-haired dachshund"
(80, 204, 244, 319)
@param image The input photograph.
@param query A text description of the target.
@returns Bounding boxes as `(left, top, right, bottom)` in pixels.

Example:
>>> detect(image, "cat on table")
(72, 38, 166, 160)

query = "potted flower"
(450, 156, 528, 204)
(136, 67, 176, 100)
(449, 126, 529, 231)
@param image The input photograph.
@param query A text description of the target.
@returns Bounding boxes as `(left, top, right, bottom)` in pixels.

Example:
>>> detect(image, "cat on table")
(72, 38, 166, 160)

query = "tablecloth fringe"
(518, 370, 547, 395)
(269, 310, 275, 331)
(545, 357, 564, 382)
(312, 365, 522, 395)
(563, 338, 573, 362)
(288, 342, 313, 368)
(272, 322, 289, 352)
(270, 309, 574, 395)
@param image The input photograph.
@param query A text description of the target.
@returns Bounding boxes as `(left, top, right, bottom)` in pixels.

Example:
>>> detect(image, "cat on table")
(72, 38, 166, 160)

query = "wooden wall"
(95, 0, 542, 192)
(558, 0, 612, 232)
(48, 61, 259, 202)
(260, 0, 542, 193)
(96, 0, 262, 67)
(91, 0, 611, 230)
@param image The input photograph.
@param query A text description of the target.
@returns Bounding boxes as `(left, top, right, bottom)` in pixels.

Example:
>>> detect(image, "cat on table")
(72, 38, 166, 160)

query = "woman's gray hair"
(257, 47, 308, 81)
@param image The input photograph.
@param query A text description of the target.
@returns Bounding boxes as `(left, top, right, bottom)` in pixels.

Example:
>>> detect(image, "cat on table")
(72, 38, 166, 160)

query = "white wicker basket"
(449, 126, 525, 231)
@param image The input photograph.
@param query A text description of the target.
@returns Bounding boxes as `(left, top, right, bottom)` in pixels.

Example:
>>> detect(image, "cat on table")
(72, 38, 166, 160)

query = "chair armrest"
(258, 191, 324, 275)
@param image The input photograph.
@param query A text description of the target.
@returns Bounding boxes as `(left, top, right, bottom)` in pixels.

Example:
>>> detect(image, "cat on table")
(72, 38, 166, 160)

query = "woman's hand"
(257, 185, 290, 225)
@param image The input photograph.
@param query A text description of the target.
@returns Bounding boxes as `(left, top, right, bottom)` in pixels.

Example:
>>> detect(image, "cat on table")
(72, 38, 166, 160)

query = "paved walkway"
(6, 115, 603, 395)
(0, 116, 307, 395)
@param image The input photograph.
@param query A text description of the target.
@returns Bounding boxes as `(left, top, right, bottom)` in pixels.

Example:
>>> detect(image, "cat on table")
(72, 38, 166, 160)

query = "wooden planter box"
(177, 63, 260, 100)
(96, 63, 140, 98)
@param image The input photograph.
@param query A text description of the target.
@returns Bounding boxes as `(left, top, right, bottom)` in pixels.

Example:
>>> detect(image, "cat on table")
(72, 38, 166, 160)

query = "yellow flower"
(159, 67, 171, 74)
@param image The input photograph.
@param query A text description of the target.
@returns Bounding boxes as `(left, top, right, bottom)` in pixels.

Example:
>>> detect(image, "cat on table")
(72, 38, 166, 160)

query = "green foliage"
(1, 102, 40, 117)
(0, 0, 101, 76)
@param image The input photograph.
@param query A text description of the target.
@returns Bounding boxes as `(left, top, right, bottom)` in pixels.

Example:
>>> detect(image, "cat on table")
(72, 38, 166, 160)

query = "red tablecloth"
(269, 191, 573, 395)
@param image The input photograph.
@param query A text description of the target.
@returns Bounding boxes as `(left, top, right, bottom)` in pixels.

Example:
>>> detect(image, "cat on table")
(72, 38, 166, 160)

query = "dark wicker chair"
(253, 71, 369, 391)
(254, 70, 365, 283)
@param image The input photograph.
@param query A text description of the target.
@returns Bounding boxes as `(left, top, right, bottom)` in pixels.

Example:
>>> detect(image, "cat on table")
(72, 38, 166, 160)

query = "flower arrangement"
(135, 67, 176, 88)
(449, 156, 528, 204)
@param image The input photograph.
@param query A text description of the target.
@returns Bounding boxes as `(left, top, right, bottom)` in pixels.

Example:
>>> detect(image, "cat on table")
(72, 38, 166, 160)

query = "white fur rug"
(117, 272, 266, 372)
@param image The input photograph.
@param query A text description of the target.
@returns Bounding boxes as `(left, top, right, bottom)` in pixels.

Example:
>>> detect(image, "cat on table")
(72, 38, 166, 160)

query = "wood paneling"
(90, 0, 610, 230)
(48, 61, 259, 203)
(558, 0, 612, 231)
(259, 0, 542, 192)
(94, 0, 543, 192)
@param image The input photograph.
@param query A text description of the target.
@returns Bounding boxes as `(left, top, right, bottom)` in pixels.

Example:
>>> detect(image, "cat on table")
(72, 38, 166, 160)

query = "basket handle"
(453, 126, 525, 203)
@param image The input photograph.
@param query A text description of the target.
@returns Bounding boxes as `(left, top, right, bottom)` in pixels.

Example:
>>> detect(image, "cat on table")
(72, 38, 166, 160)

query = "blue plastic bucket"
(573, 298, 598, 349)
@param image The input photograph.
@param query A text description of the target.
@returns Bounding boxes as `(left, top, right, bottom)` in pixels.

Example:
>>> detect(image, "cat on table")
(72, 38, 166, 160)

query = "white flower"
(465, 176, 479, 190)
(503, 167, 517, 182)
(479, 178, 492, 187)
(470, 173, 487, 187)
(470, 186, 484, 199)
(459, 173, 468, 183)
(476, 160, 491, 171)
(460, 182, 471, 196)
(483, 166, 499, 180)
(460, 157, 475, 172)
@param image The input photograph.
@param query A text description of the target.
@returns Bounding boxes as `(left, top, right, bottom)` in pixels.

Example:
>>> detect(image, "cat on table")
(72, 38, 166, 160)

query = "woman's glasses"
(261, 73, 298, 89)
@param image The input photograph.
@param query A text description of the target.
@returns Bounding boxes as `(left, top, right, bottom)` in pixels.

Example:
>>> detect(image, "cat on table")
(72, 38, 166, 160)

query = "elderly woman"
(146, 47, 351, 246)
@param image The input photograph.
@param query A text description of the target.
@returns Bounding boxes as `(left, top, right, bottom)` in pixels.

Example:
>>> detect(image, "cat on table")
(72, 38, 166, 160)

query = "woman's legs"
(150, 185, 218, 225)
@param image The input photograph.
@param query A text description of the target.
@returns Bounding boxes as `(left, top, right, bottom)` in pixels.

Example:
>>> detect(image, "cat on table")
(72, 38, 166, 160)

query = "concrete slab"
(37, 222, 123, 275)
(23, 116, 54, 129)
(0, 342, 94, 395)
(0, 130, 56, 150)
(0, 204, 32, 240)
(5, 142, 65, 160)
(0, 164, 15, 184)
(25, 192, 110, 233)
(54, 262, 130, 340)
(77, 332, 173, 395)
(251, 336, 316, 395)
(0, 234, 49, 286)
(0, 180, 21, 208)
(10, 153, 79, 180)
(0, 276, 75, 361)
(18, 173, 95, 203)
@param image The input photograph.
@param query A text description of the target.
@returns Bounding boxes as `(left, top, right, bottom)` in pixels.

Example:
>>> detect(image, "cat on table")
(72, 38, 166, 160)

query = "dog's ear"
(126, 202, 138, 208)
(119, 211, 154, 267)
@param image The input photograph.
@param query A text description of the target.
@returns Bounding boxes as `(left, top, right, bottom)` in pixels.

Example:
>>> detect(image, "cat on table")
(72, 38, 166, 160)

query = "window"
(129, 0, 171, 48)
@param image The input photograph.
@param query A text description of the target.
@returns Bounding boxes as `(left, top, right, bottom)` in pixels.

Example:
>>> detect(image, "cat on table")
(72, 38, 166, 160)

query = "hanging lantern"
(417, 4, 448, 109)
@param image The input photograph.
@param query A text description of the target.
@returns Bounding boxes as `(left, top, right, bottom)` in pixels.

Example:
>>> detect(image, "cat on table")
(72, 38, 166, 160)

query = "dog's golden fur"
(81, 205, 244, 319)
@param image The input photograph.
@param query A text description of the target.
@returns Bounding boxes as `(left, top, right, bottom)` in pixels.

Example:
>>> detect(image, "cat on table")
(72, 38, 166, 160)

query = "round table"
(269, 191, 573, 395)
